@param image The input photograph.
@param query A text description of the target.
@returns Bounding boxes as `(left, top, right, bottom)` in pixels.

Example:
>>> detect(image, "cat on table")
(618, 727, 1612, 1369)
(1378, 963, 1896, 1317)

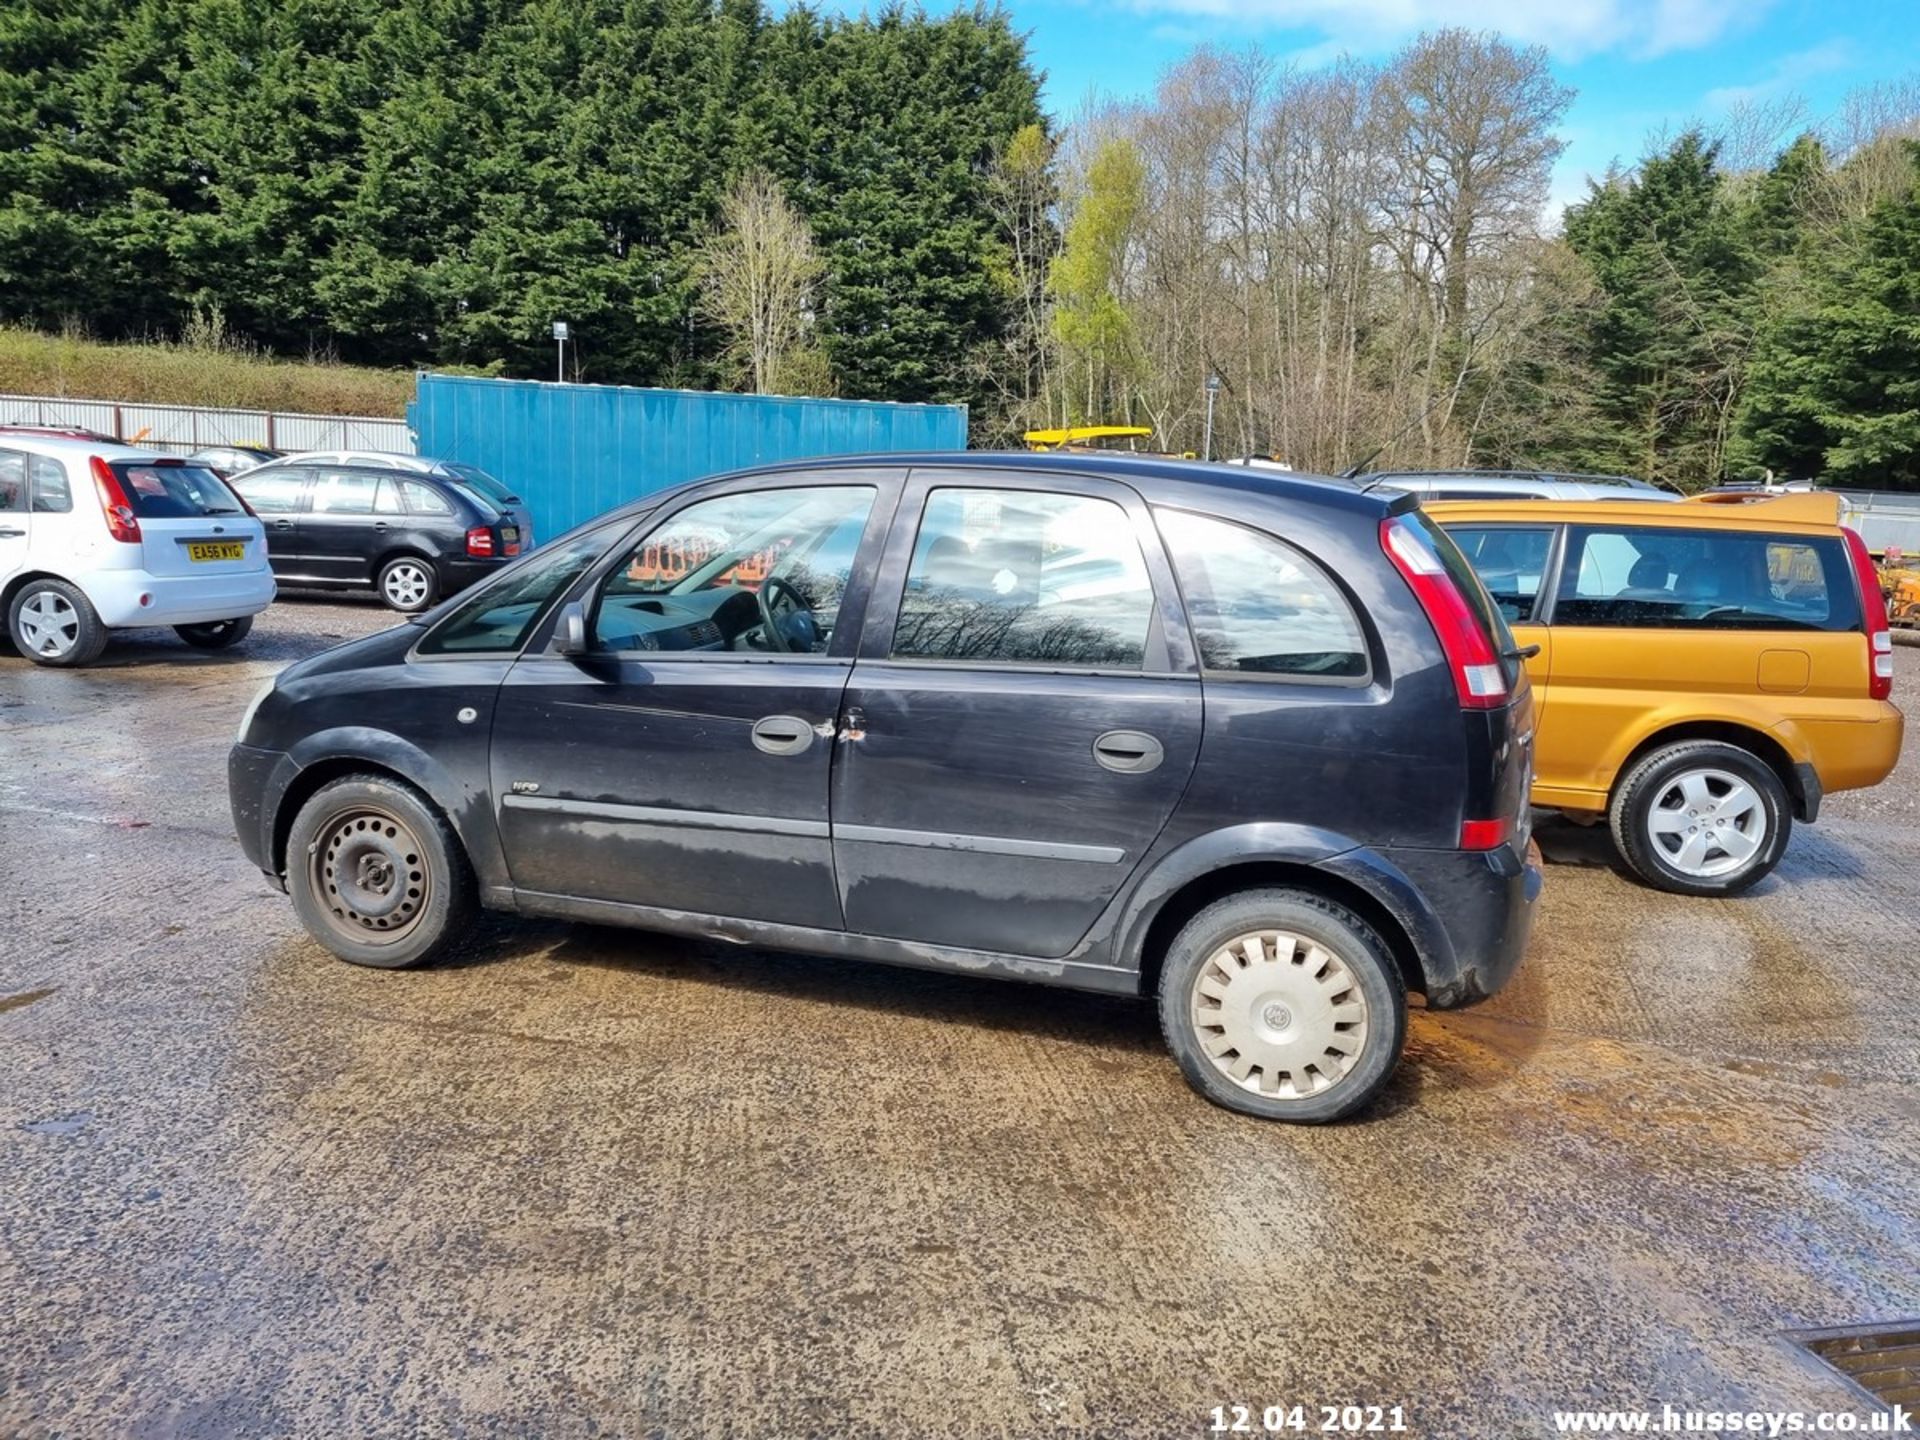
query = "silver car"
(1363, 470, 1680, 503)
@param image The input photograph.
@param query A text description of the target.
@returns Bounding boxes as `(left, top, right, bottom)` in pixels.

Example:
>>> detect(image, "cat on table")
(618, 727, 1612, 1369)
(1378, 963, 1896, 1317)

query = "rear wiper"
(1506, 643, 1542, 661)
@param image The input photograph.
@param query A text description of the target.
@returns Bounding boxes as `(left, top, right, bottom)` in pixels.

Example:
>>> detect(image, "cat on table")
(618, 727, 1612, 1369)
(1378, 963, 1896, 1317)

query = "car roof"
(592, 450, 1400, 525)
(0, 432, 178, 464)
(1426, 492, 1847, 533)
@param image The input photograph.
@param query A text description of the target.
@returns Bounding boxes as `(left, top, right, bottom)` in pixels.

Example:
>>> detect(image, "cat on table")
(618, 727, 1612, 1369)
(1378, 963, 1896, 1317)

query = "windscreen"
(111, 462, 245, 518)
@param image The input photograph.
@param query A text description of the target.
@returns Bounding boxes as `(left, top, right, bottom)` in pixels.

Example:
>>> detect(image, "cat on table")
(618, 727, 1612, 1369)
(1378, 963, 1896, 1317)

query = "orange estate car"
(1430, 492, 1903, 895)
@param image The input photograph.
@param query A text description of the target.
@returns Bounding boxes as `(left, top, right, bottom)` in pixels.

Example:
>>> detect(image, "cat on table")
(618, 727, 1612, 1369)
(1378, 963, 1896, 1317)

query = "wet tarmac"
(2, 599, 1916, 1438)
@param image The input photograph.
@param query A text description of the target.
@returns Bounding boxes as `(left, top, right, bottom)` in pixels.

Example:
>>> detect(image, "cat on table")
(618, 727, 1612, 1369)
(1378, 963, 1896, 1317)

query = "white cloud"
(1699, 36, 1854, 111)
(1107, 0, 1766, 61)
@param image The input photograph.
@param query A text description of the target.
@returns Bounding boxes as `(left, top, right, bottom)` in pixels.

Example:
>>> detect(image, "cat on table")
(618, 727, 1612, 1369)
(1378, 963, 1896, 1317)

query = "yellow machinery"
(1022, 425, 1156, 453)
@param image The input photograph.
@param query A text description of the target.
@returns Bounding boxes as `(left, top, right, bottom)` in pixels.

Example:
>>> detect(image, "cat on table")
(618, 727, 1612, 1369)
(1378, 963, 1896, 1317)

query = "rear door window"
(112, 462, 245, 517)
(1556, 525, 1858, 631)
(1156, 509, 1367, 679)
(892, 488, 1156, 669)
(1442, 525, 1555, 623)
(311, 471, 394, 517)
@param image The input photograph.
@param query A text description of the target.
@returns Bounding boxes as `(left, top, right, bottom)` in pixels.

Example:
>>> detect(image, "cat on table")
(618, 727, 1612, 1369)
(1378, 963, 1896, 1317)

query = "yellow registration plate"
(187, 541, 246, 563)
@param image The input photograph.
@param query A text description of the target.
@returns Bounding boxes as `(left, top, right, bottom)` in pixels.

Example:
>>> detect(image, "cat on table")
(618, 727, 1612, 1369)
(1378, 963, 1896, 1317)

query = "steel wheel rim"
(19, 592, 78, 657)
(383, 563, 430, 608)
(1190, 929, 1371, 1101)
(1645, 767, 1767, 878)
(309, 806, 431, 945)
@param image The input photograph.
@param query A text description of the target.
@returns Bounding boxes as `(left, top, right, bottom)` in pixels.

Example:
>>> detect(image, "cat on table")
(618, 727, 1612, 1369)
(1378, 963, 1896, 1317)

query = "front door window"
(592, 486, 877, 656)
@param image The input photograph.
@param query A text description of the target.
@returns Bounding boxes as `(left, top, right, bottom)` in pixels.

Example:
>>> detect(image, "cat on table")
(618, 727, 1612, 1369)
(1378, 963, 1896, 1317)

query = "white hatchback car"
(0, 431, 275, 666)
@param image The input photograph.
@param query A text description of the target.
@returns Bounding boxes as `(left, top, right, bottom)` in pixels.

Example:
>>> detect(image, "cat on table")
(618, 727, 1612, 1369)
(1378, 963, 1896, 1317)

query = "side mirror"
(553, 600, 589, 656)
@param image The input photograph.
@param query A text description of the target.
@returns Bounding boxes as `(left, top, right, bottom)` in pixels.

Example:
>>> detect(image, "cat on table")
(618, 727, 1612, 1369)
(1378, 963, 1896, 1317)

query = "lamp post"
(1203, 373, 1222, 462)
(552, 321, 570, 384)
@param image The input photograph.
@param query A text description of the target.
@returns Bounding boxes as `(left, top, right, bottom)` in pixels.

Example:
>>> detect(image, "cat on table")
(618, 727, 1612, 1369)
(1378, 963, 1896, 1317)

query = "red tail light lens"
(1381, 516, 1508, 709)
(1459, 817, 1512, 852)
(88, 455, 142, 544)
(1842, 527, 1894, 702)
(466, 526, 495, 558)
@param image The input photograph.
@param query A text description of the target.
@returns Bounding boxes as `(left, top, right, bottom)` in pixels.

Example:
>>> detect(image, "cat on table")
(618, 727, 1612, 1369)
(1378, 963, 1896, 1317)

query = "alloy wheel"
(1189, 929, 1371, 1100)
(17, 591, 79, 659)
(309, 806, 432, 945)
(1644, 767, 1768, 878)
(383, 562, 431, 609)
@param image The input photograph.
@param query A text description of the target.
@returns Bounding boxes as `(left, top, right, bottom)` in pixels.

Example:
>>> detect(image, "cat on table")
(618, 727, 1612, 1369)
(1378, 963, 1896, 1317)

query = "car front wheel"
(377, 557, 438, 613)
(1158, 888, 1407, 1123)
(8, 578, 109, 667)
(175, 616, 254, 650)
(1608, 740, 1791, 896)
(285, 774, 476, 969)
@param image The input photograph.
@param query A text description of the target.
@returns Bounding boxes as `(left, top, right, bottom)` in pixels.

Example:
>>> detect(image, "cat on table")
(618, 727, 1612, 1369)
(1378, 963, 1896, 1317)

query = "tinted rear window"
(446, 463, 517, 504)
(1556, 525, 1860, 631)
(113, 462, 244, 518)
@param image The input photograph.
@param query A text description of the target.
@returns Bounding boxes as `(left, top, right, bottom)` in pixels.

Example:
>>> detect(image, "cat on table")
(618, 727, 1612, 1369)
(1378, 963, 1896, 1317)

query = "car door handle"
(0, 526, 24, 538)
(272, 519, 295, 530)
(751, 714, 823, 756)
(1093, 730, 1164, 774)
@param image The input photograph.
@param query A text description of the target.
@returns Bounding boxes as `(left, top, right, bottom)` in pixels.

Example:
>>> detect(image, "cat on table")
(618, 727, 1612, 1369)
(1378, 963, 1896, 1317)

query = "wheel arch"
(268, 731, 505, 890)
(1612, 719, 1811, 820)
(1133, 860, 1427, 1005)
(3, 568, 84, 615)
(371, 546, 438, 586)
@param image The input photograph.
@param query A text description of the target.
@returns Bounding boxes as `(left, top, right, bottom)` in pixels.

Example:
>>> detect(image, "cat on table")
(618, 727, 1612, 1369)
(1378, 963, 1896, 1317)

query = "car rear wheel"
(174, 616, 254, 650)
(286, 775, 476, 969)
(1158, 888, 1407, 1123)
(8, 578, 109, 667)
(378, 557, 437, 613)
(1608, 740, 1791, 896)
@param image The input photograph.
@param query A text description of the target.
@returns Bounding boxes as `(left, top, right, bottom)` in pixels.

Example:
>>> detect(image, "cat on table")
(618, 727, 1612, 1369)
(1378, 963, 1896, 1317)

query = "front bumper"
(229, 742, 293, 889)
(87, 568, 276, 628)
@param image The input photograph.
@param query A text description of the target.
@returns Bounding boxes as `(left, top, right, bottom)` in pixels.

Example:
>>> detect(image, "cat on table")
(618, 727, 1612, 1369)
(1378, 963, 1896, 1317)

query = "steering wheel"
(756, 576, 815, 654)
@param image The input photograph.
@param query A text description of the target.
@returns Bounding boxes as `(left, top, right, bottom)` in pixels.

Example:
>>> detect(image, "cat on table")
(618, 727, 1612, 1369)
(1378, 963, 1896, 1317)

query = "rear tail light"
(1842, 527, 1894, 702)
(88, 456, 142, 544)
(1459, 817, 1511, 852)
(466, 526, 495, 558)
(1380, 516, 1508, 709)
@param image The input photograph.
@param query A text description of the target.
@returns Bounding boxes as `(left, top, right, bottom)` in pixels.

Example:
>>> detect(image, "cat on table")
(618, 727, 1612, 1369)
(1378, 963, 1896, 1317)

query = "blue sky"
(990, 0, 1920, 219)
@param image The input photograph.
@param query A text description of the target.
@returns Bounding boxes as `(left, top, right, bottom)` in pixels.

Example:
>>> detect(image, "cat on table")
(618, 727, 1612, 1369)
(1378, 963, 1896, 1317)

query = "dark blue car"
(229, 453, 1540, 1122)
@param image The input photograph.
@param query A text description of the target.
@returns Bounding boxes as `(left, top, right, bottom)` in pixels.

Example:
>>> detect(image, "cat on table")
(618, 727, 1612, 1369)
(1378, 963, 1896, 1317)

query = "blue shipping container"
(407, 373, 968, 540)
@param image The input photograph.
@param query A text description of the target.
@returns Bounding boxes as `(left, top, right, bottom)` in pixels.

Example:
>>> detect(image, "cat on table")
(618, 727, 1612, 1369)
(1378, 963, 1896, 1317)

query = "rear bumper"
(1322, 842, 1542, 1009)
(86, 568, 276, 628)
(1782, 702, 1904, 797)
(435, 554, 513, 595)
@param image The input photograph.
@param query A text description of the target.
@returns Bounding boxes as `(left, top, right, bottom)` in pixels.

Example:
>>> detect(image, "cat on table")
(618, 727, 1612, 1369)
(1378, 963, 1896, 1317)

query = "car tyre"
(8, 578, 109, 667)
(377, 556, 438, 614)
(1608, 740, 1790, 897)
(174, 616, 254, 650)
(1158, 887, 1407, 1124)
(286, 774, 476, 969)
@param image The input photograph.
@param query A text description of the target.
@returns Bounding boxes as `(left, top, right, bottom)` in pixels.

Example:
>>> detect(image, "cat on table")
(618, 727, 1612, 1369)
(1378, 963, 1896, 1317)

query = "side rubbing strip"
(502, 794, 830, 839)
(834, 824, 1124, 864)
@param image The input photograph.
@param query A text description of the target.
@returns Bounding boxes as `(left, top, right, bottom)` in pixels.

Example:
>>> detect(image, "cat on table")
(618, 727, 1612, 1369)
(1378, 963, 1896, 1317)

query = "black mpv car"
(229, 453, 1540, 1122)
(231, 456, 533, 613)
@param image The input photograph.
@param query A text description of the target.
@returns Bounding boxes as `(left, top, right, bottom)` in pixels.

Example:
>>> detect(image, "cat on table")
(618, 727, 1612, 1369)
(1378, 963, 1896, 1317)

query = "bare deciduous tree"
(697, 170, 827, 395)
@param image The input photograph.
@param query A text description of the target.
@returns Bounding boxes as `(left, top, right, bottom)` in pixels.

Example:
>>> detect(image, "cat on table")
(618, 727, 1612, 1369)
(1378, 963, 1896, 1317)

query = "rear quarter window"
(1555, 525, 1859, 631)
(1156, 508, 1369, 680)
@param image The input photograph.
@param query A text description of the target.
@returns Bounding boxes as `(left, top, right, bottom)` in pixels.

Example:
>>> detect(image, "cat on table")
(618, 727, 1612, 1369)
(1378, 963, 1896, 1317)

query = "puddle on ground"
(21, 1111, 91, 1136)
(0, 986, 56, 1015)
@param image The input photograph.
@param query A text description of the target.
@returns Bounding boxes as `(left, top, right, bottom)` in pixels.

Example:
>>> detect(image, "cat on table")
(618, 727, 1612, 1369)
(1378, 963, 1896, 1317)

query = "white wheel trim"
(1190, 929, 1371, 1101)
(383, 563, 431, 607)
(17, 591, 79, 657)
(1646, 767, 1768, 878)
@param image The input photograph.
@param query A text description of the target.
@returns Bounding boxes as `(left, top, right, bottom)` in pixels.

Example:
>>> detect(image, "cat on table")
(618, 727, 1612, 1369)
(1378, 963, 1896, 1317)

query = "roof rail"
(1686, 491, 1842, 524)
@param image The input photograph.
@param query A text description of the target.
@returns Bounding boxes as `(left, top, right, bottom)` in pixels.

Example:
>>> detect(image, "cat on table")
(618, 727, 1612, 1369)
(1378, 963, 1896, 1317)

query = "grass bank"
(0, 326, 414, 417)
